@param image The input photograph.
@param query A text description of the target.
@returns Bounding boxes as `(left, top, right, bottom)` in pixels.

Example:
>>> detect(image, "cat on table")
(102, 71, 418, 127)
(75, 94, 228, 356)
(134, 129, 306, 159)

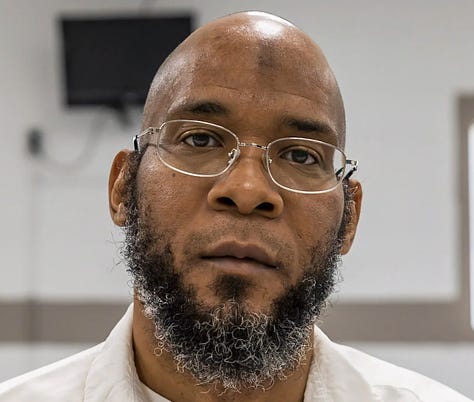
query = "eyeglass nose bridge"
(239, 142, 268, 151)
(226, 142, 271, 169)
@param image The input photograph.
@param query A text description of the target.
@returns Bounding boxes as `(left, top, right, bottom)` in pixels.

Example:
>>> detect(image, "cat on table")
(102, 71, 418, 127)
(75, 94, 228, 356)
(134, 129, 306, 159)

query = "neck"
(132, 299, 313, 402)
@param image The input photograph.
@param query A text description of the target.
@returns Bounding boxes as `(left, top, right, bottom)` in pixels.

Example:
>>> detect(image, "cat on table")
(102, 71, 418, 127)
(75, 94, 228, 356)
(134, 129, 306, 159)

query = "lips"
(201, 241, 278, 269)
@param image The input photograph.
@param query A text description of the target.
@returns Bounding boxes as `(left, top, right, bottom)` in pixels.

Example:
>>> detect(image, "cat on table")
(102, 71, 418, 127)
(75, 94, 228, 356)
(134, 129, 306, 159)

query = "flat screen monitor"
(60, 15, 193, 108)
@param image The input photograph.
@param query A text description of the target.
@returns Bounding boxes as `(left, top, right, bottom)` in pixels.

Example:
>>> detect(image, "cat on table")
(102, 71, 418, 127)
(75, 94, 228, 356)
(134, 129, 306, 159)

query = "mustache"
(181, 222, 294, 274)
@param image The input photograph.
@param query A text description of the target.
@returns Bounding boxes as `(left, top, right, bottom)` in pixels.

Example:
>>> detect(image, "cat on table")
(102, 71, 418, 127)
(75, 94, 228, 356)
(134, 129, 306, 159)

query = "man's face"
(132, 34, 350, 316)
(110, 19, 361, 391)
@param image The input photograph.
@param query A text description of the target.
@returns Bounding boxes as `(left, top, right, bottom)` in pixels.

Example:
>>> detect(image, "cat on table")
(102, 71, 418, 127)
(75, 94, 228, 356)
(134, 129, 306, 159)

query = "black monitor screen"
(60, 15, 193, 107)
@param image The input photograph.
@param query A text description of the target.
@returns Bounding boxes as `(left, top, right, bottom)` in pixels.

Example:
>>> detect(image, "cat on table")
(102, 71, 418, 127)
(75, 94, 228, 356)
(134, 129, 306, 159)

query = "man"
(0, 11, 471, 402)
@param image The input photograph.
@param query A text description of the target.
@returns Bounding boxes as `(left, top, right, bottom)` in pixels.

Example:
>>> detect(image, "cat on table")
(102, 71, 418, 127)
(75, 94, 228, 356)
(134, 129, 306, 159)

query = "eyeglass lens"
(156, 120, 346, 192)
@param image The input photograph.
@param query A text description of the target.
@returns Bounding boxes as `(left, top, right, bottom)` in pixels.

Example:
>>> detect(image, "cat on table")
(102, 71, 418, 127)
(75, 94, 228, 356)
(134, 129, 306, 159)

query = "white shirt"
(0, 304, 471, 402)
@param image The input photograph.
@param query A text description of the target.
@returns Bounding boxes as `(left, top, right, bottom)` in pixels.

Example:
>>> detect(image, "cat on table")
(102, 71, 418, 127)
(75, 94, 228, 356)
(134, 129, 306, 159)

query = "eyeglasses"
(133, 119, 358, 194)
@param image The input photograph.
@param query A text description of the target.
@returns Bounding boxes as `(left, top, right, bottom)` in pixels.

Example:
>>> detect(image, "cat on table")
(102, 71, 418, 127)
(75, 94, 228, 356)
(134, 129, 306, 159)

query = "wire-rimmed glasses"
(133, 119, 358, 194)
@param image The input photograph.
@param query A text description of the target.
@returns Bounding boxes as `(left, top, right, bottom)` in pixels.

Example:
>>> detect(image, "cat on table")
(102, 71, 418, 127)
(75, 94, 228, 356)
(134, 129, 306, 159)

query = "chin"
(190, 274, 278, 317)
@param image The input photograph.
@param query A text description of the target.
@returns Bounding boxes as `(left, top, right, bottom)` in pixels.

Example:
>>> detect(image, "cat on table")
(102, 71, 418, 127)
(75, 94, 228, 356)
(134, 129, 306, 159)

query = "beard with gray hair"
(121, 155, 352, 393)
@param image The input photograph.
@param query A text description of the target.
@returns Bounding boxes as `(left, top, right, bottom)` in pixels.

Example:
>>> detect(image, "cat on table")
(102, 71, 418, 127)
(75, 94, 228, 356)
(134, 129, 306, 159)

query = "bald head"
(142, 11, 346, 147)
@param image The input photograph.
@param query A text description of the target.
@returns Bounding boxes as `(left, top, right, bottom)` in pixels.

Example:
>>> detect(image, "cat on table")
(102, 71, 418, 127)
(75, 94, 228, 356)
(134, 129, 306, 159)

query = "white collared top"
(0, 304, 471, 402)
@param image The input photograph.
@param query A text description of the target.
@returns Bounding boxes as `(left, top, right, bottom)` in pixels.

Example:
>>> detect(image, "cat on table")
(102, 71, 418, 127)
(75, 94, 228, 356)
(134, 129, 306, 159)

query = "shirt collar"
(83, 304, 377, 402)
(84, 304, 147, 402)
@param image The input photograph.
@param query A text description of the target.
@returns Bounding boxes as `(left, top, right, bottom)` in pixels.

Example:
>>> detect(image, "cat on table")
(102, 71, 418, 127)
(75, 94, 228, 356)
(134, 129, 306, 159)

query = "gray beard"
(122, 174, 349, 392)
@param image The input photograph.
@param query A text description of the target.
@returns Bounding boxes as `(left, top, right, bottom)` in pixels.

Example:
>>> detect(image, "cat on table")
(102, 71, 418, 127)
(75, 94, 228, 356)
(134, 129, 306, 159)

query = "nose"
(207, 150, 284, 218)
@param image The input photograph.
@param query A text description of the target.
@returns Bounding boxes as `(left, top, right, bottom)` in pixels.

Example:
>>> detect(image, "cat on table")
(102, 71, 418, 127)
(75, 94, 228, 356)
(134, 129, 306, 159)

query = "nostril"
(257, 202, 274, 212)
(217, 197, 236, 207)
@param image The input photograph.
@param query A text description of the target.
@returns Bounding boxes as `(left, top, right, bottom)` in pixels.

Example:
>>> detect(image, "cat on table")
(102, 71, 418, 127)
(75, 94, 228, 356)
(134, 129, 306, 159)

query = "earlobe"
(340, 179, 362, 255)
(108, 149, 133, 227)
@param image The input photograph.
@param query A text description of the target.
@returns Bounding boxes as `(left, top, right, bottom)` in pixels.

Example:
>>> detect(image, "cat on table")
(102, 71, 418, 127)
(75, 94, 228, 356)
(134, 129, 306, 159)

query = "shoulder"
(0, 343, 103, 402)
(340, 343, 470, 400)
(312, 327, 472, 402)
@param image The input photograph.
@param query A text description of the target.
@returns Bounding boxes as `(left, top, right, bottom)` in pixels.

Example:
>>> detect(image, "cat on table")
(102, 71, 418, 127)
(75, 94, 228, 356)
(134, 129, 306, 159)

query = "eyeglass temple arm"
(133, 135, 140, 152)
(336, 159, 358, 180)
(133, 130, 152, 152)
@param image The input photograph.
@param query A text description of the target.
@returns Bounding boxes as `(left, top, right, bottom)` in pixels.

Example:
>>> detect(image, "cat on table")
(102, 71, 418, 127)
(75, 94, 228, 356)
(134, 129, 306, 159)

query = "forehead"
(145, 25, 344, 145)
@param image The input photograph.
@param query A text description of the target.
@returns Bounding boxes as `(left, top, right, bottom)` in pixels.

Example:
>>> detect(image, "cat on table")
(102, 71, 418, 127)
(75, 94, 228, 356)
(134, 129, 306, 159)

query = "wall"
(1, 0, 473, 397)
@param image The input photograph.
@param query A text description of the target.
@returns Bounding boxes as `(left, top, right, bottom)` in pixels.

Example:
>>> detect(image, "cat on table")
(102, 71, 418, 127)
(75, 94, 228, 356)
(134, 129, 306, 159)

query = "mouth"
(201, 242, 278, 270)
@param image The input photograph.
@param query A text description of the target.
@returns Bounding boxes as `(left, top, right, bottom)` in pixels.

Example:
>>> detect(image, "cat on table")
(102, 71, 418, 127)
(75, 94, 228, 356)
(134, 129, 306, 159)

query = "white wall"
(1, 0, 473, 397)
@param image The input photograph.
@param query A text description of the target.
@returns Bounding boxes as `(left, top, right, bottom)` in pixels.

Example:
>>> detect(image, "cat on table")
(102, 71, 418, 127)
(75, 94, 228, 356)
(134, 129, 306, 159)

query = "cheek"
(286, 190, 344, 262)
(136, 154, 210, 233)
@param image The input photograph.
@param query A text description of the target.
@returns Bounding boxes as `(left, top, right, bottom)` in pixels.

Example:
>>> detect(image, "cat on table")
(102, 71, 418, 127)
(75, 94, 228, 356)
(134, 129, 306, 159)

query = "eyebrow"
(182, 100, 230, 116)
(177, 101, 339, 144)
(282, 116, 338, 144)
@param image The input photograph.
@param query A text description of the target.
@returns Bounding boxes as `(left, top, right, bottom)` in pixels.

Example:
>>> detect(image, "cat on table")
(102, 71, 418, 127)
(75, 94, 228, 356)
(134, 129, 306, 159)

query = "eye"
(182, 132, 221, 147)
(280, 148, 319, 165)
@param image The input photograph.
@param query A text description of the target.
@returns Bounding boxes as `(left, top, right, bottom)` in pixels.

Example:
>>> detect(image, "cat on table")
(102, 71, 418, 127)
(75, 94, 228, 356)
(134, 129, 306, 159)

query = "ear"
(340, 179, 362, 255)
(108, 149, 133, 227)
